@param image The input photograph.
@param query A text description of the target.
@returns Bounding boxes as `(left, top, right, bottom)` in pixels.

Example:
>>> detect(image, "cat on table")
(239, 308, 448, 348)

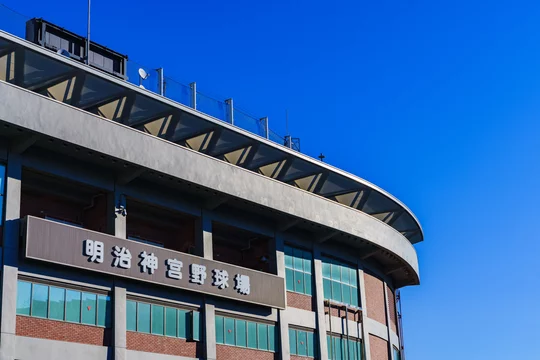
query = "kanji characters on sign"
(83, 239, 104, 263)
(139, 251, 158, 274)
(234, 274, 250, 295)
(166, 258, 183, 280)
(190, 264, 207, 285)
(112, 246, 132, 269)
(212, 269, 229, 289)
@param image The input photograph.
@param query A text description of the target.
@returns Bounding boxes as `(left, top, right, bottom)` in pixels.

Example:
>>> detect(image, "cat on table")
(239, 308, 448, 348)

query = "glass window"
(297, 330, 308, 356)
(97, 295, 110, 327)
(215, 316, 224, 344)
(49, 287, 65, 321)
(285, 245, 313, 296)
(16, 281, 32, 315)
(247, 321, 257, 349)
(191, 311, 200, 341)
(225, 317, 235, 345)
(178, 309, 188, 339)
(126, 300, 137, 331)
(137, 303, 151, 333)
(81, 292, 97, 325)
(323, 258, 359, 307)
(307, 331, 315, 357)
(258, 323, 268, 350)
(268, 325, 275, 352)
(65, 290, 81, 323)
(236, 320, 247, 347)
(165, 307, 177, 337)
(289, 328, 297, 354)
(328, 335, 362, 360)
(31, 283, 48, 318)
(151, 305, 164, 335)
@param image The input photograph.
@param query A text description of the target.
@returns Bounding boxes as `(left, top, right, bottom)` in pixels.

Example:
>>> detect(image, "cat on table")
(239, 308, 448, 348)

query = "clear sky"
(2, 0, 540, 358)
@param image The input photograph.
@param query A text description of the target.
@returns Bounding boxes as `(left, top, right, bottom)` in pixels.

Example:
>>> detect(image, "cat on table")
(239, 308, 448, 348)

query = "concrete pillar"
(114, 287, 127, 360)
(197, 211, 216, 359)
(383, 282, 394, 360)
(357, 267, 372, 360)
(275, 233, 290, 360)
(313, 245, 329, 360)
(0, 155, 22, 360)
(108, 190, 127, 239)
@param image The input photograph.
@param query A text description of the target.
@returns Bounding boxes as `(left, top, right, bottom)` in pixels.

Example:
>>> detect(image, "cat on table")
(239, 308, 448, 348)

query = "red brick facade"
(16, 315, 110, 346)
(386, 285, 397, 333)
(126, 331, 201, 357)
(364, 273, 386, 325)
(369, 335, 389, 360)
(287, 291, 314, 311)
(216, 344, 277, 360)
(328, 305, 358, 321)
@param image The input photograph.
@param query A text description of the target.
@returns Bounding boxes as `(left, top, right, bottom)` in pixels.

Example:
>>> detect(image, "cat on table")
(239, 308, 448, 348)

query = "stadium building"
(0, 18, 423, 360)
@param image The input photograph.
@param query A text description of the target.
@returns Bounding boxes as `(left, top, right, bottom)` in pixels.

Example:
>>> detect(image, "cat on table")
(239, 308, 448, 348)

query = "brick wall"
(328, 306, 358, 321)
(126, 331, 201, 358)
(16, 315, 110, 346)
(287, 291, 314, 311)
(369, 335, 389, 360)
(386, 285, 397, 333)
(364, 273, 386, 325)
(216, 344, 277, 360)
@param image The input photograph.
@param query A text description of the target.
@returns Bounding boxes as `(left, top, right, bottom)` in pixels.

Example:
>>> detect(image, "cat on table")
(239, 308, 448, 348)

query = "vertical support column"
(313, 245, 329, 360)
(114, 287, 127, 360)
(197, 211, 216, 360)
(108, 190, 127, 239)
(190, 82, 197, 110)
(260, 117, 269, 139)
(157, 68, 165, 96)
(383, 282, 394, 360)
(357, 267, 372, 360)
(0, 155, 22, 360)
(275, 233, 290, 360)
(225, 98, 234, 125)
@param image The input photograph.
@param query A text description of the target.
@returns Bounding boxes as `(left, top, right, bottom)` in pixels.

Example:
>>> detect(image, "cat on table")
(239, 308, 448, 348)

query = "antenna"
(86, 0, 91, 65)
(138, 68, 150, 87)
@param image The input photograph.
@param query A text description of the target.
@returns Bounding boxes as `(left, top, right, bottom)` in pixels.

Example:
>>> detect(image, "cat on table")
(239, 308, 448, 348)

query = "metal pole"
(225, 98, 234, 125)
(190, 82, 197, 109)
(157, 68, 164, 96)
(86, 0, 91, 65)
(260, 117, 269, 139)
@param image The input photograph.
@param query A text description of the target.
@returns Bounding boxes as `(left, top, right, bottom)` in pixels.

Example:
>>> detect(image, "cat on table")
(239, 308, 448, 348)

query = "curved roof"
(0, 30, 424, 245)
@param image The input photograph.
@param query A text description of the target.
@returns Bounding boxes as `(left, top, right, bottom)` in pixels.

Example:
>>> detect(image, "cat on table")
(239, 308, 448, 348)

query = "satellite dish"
(139, 84, 146, 89)
(138, 68, 150, 80)
(57, 48, 71, 58)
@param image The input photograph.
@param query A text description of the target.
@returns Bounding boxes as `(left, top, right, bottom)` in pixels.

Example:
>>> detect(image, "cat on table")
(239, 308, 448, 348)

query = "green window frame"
(289, 328, 316, 358)
(126, 299, 200, 341)
(16, 280, 111, 327)
(327, 335, 362, 360)
(215, 315, 276, 352)
(284, 245, 313, 296)
(322, 258, 359, 307)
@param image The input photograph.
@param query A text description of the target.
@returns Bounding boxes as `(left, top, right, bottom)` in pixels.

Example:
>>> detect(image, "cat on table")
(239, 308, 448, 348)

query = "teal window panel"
(294, 270, 305, 293)
(126, 300, 137, 331)
(151, 305, 164, 335)
(348, 340, 357, 360)
(322, 261, 331, 278)
(97, 295, 110, 327)
(303, 251, 312, 274)
(323, 279, 332, 299)
(342, 284, 351, 305)
(327, 336, 333, 360)
(49, 287, 65, 321)
(258, 324, 268, 350)
(286, 268, 295, 291)
(307, 331, 315, 357)
(225, 317, 235, 345)
(289, 329, 297, 355)
(305, 274, 312, 295)
(16, 281, 31, 315)
(137, 303, 151, 333)
(65, 290, 81, 323)
(293, 248, 304, 270)
(341, 265, 351, 284)
(236, 320, 247, 347)
(178, 310, 188, 339)
(359, 342, 364, 360)
(331, 263, 341, 281)
(351, 287, 359, 307)
(350, 268, 358, 287)
(333, 337, 343, 360)
(81, 292, 97, 325)
(297, 330, 307, 356)
(31, 283, 48, 318)
(268, 325, 275, 352)
(332, 281, 342, 302)
(247, 321, 257, 349)
(284, 246, 293, 268)
(165, 307, 177, 337)
(191, 311, 200, 341)
(215, 316, 224, 344)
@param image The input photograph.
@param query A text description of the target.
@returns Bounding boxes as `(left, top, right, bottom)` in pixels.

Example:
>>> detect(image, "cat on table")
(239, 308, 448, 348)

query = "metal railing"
(0, 3, 300, 152)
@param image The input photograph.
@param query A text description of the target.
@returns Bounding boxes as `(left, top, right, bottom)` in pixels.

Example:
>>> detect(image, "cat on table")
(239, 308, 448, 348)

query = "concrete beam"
(10, 133, 39, 154)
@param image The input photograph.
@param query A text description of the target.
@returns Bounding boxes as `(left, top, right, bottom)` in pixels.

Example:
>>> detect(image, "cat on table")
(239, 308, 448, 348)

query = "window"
(393, 346, 401, 360)
(289, 328, 316, 358)
(126, 299, 201, 341)
(215, 315, 276, 352)
(284, 246, 312, 295)
(16, 280, 110, 327)
(327, 335, 362, 360)
(322, 258, 358, 307)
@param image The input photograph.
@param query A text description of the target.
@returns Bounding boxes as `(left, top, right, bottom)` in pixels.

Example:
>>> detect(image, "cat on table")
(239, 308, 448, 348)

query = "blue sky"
(2, 0, 540, 358)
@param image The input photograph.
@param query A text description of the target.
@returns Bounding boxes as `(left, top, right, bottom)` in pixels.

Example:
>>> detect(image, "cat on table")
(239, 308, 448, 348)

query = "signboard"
(23, 216, 286, 309)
